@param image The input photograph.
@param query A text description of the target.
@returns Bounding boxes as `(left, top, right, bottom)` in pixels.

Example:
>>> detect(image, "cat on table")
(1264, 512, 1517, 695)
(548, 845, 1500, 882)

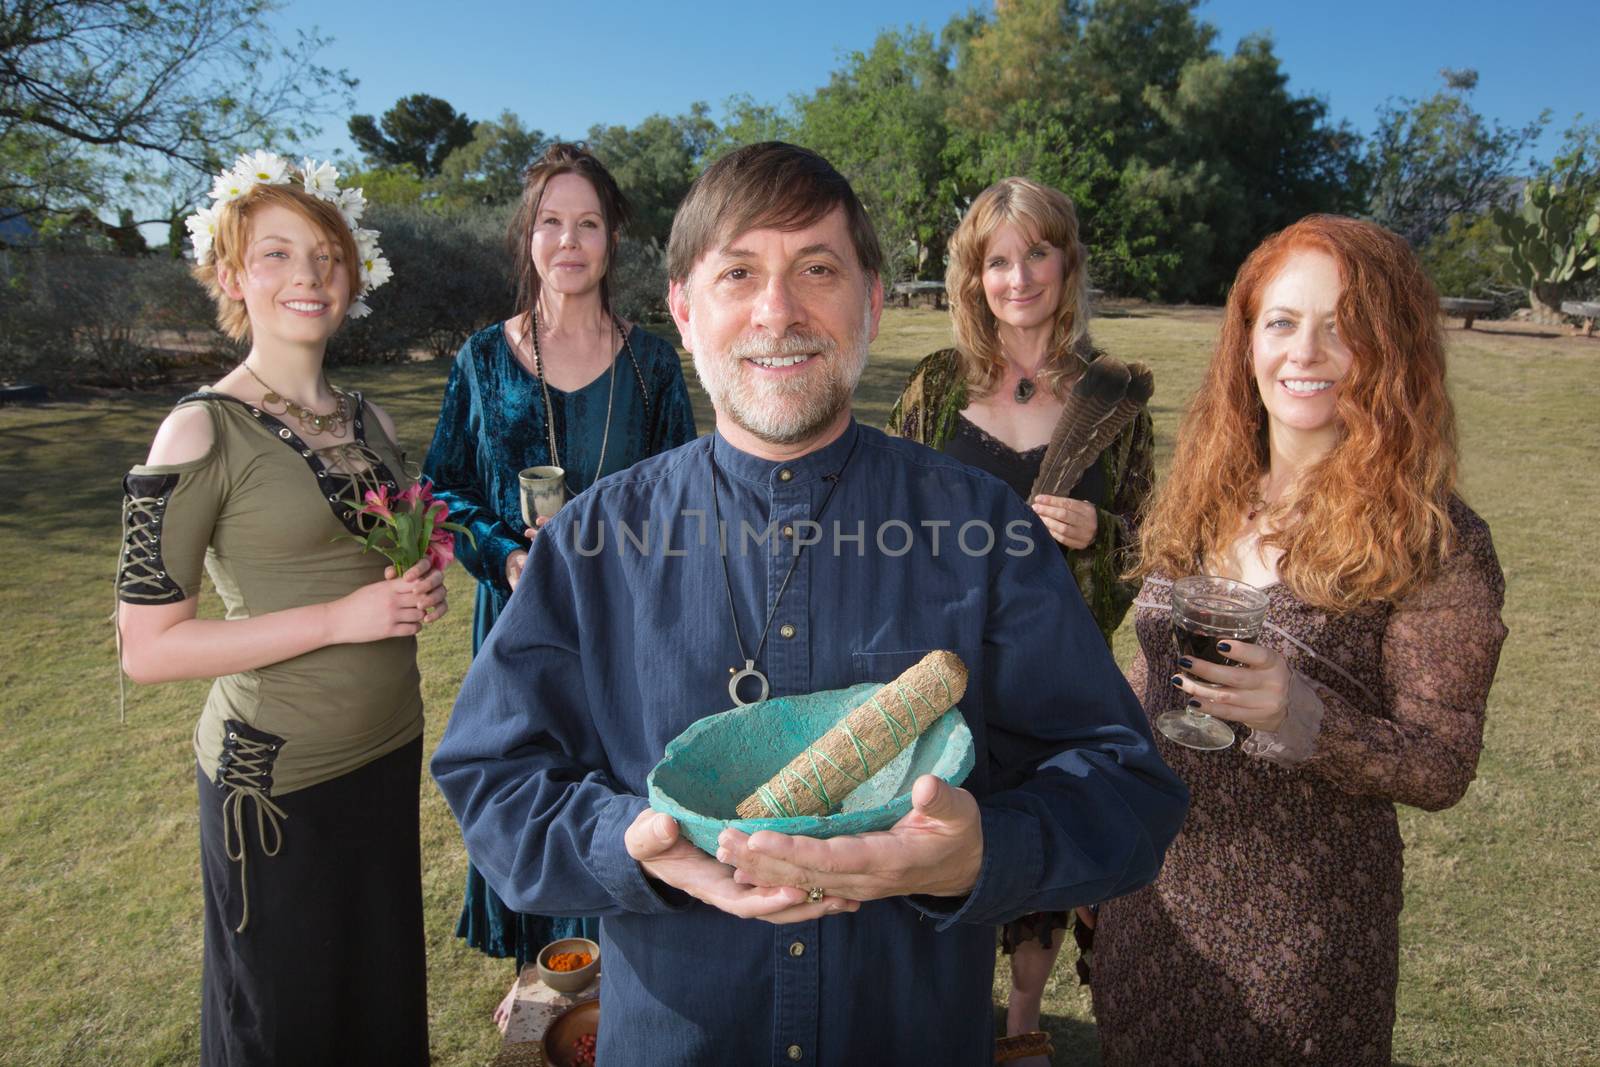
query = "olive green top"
(117, 392, 422, 795)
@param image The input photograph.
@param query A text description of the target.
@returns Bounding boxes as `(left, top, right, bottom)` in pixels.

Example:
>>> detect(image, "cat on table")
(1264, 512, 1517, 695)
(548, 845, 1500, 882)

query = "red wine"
(1172, 618, 1253, 666)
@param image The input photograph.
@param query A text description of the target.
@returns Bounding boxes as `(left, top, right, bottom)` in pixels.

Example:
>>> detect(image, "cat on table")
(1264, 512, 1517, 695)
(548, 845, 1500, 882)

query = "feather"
(1030, 358, 1154, 499)
(1031, 357, 1130, 499)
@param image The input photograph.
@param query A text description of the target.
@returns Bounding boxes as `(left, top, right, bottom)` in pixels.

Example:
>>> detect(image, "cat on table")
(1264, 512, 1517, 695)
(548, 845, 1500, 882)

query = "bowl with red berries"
(542, 999, 599, 1067)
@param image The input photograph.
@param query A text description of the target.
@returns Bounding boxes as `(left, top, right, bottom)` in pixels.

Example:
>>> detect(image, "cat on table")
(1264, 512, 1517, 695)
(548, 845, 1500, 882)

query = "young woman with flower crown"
(116, 152, 443, 1065)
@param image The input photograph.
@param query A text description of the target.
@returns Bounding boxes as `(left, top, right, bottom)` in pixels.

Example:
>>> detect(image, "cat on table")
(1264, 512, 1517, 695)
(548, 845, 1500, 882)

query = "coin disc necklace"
(241, 361, 351, 436)
(710, 430, 860, 706)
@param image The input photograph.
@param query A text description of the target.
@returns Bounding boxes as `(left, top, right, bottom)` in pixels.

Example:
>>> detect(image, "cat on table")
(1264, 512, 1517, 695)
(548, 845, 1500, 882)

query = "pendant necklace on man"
(709, 432, 861, 706)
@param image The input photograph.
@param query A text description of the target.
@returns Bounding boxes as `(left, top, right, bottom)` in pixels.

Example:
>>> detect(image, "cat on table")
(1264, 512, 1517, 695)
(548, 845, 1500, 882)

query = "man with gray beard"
(432, 142, 1186, 1066)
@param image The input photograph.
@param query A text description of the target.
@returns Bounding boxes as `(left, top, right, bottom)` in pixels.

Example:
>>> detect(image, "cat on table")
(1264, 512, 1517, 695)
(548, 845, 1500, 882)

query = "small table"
(1439, 297, 1495, 329)
(492, 964, 599, 1066)
(889, 280, 946, 309)
(1561, 300, 1600, 337)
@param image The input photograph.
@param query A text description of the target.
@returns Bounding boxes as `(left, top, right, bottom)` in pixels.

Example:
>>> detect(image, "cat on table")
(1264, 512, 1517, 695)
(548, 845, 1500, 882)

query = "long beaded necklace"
(709, 431, 861, 706)
(529, 312, 648, 485)
(241, 361, 351, 436)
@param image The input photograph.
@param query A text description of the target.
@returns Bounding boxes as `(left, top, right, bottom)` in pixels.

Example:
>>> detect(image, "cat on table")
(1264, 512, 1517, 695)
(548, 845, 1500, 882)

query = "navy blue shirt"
(432, 422, 1187, 1066)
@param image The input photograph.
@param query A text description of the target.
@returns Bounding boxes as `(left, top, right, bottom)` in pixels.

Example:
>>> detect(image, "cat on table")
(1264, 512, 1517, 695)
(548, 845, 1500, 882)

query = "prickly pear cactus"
(1494, 182, 1600, 324)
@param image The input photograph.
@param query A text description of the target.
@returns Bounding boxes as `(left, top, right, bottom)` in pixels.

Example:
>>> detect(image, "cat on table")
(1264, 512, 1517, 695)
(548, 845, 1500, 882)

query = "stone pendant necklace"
(1010, 353, 1047, 404)
(709, 432, 860, 706)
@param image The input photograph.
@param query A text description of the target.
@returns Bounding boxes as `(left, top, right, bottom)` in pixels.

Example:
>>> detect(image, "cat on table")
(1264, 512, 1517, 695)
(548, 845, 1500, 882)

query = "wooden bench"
(890, 280, 946, 310)
(1439, 297, 1495, 329)
(1561, 300, 1600, 337)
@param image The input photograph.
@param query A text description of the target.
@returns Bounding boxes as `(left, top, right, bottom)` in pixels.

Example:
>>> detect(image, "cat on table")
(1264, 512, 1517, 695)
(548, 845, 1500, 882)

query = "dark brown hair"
(666, 141, 883, 283)
(509, 142, 632, 318)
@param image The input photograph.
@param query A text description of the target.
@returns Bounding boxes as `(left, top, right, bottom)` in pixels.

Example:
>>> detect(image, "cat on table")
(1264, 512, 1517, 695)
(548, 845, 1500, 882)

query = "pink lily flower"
(397, 482, 424, 509)
(426, 527, 456, 572)
(361, 485, 394, 521)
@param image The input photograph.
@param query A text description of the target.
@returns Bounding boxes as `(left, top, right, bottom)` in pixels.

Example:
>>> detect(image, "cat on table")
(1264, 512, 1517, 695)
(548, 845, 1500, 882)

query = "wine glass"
(1156, 575, 1270, 751)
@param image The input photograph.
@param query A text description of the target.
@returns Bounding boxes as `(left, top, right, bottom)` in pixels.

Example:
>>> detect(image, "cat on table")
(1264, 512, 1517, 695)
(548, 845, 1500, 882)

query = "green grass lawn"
(1, 307, 1595, 1066)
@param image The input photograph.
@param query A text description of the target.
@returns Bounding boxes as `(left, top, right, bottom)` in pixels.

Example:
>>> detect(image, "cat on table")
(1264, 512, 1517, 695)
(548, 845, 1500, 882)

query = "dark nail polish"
(1186, 699, 1202, 709)
(1216, 641, 1232, 653)
(1177, 657, 1194, 669)
(1170, 675, 1184, 688)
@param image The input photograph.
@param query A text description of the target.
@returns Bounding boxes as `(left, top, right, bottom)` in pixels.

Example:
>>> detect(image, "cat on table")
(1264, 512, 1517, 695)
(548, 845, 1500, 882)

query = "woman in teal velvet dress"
(423, 143, 696, 1019)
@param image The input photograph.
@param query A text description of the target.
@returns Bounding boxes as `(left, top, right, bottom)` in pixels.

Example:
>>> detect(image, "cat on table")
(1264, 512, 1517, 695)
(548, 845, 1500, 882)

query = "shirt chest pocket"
(853, 648, 937, 684)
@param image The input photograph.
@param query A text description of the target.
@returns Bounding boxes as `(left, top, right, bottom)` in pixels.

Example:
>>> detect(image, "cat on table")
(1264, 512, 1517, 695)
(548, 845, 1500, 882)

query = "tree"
(1366, 70, 1546, 248)
(348, 94, 474, 178)
(795, 28, 956, 280)
(0, 0, 354, 225)
(702, 93, 795, 165)
(1135, 34, 1364, 300)
(436, 111, 549, 205)
(940, 0, 1361, 300)
(586, 104, 717, 245)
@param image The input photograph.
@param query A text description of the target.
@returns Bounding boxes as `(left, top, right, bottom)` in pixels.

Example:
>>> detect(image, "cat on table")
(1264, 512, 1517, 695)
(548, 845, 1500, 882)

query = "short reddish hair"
(191, 183, 360, 341)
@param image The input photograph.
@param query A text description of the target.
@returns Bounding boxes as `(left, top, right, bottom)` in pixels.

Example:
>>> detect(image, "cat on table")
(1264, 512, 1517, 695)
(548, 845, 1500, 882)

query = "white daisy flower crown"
(185, 151, 391, 319)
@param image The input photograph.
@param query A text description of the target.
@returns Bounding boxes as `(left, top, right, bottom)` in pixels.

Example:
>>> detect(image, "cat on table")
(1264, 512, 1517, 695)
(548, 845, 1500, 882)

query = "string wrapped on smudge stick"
(734, 651, 968, 820)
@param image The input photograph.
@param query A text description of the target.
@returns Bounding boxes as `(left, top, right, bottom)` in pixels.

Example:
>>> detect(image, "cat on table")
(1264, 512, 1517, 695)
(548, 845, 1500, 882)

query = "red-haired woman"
(117, 155, 442, 1064)
(1090, 215, 1506, 1065)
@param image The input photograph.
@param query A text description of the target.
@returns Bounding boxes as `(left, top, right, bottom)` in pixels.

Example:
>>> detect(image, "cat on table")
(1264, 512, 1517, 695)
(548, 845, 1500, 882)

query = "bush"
(329, 203, 513, 365)
(1, 208, 671, 387)
(609, 236, 668, 322)
(1418, 212, 1525, 317)
(0, 250, 224, 388)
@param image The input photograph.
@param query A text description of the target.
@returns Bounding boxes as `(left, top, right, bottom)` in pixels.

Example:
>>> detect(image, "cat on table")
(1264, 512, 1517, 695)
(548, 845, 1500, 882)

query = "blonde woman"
(886, 177, 1154, 1047)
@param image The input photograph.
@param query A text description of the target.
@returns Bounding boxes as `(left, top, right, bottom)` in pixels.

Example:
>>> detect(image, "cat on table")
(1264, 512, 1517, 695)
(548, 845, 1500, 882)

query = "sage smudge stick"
(734, 651, 969, 820)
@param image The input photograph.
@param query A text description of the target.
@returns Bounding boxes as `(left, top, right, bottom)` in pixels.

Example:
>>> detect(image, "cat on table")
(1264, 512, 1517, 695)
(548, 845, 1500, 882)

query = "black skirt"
(198, 735, 429, 1067)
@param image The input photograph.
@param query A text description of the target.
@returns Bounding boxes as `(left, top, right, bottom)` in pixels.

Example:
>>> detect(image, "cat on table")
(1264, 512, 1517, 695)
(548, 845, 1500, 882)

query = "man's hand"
(624, 808, 859, 924)
(717, 775, 984, 901)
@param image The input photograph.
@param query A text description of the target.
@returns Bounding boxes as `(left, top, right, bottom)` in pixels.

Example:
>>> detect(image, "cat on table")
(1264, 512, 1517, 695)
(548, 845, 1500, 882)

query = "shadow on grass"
(1038, 1011, 1101, 1065)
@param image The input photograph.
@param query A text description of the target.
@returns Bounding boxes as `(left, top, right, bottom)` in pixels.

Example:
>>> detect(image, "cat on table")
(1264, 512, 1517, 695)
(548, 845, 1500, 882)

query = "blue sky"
(282, 0, 1589, 164)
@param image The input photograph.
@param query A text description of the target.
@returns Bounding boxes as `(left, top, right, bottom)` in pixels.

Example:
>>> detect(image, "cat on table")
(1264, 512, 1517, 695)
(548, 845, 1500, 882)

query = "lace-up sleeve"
(117, 406, 227, 604)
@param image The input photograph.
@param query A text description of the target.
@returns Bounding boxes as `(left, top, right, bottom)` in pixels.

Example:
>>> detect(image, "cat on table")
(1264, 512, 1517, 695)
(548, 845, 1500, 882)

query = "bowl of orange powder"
(536, 936, 600, 994)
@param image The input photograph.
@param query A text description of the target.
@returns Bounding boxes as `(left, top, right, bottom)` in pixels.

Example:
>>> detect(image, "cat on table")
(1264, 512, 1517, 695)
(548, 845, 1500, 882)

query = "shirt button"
(787, 1045, 803, 1061)
(788, 940, 805, 957)
(782, 524, 794, 538)
(778, 468, 793, 482)
(779, 624, 796, 639)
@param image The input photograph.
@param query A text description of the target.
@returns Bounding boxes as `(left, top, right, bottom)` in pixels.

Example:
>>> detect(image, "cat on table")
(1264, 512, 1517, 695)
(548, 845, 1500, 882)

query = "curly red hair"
(1133, 214, 1459, 611)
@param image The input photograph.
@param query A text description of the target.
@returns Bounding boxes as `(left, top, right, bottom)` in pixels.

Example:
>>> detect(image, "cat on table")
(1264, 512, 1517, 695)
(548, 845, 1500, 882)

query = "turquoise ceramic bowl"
(647, 681, 975, 856)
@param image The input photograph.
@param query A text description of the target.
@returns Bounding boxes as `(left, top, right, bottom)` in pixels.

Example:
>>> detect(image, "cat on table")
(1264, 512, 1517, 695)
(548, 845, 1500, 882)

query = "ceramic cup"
(519, 465, 568, 526)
